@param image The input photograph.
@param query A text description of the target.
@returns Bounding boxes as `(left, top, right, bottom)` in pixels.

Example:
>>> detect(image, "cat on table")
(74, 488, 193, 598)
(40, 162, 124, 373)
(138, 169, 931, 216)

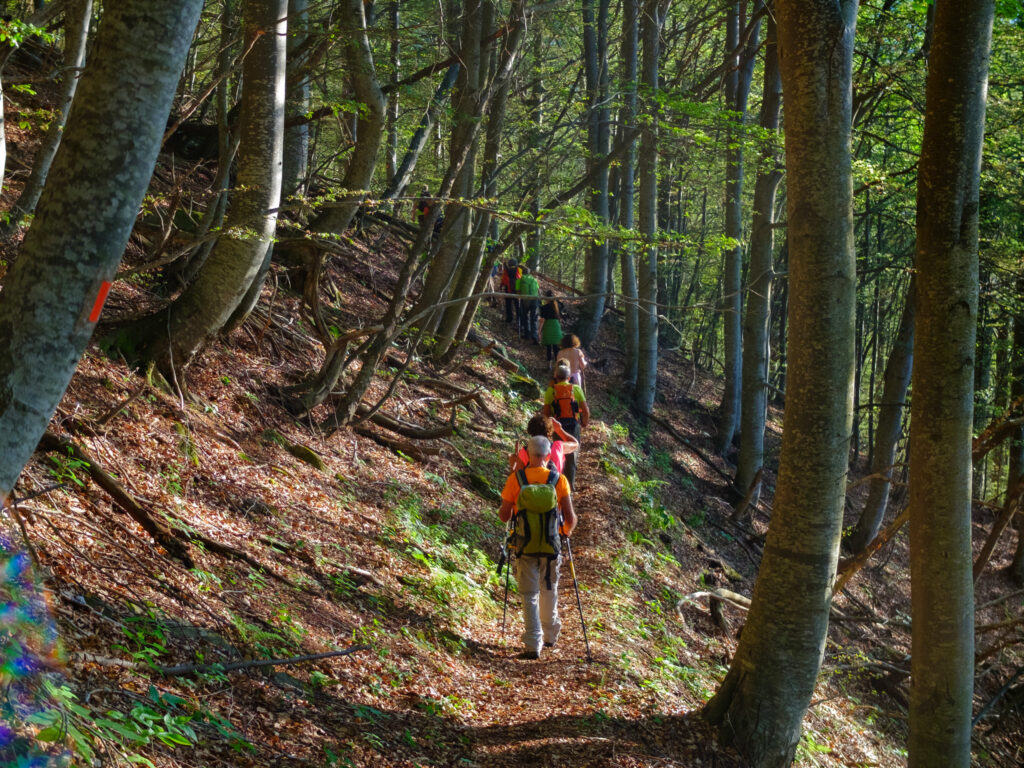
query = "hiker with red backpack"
(542, 363, 590, 490)
(500, 259, 522, 326)
(498, 435, 576, 660)
(509, 414, 579, 474)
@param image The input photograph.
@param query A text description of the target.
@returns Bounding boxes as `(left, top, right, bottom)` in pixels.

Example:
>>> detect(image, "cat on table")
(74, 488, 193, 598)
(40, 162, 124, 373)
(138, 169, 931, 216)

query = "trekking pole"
(498, 517, 515, 637)
(560, 517, 593, 662)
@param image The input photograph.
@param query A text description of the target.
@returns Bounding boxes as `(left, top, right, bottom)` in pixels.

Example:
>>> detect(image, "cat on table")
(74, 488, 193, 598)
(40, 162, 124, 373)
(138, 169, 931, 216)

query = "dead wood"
(72, 645, 370, 677)
(356, 404, 455, 440)
(647, 412, 736, 488)
(834, 505, 909, 596)
(351, 425, 441, 461)
(36, 432, 194, 568)
(731, 468, 763, 522)
(702, 573, 730, 632)
(678, 587, 751, 614)
(974, 478, 1024, 583)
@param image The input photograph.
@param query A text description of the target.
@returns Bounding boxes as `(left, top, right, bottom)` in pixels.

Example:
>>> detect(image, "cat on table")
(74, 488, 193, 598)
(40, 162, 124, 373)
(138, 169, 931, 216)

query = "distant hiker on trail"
(539, 291, 563, 361)
(488, 259, 502, 306)
(555, 334, 587, 387)
(542, 364, 590, 489)
(517, 265, 540, 343)
(501, 258, 522, 326)
(413, 185, 431, 224)
(498, 435, 576, 660)
(510, 414, 579, 474)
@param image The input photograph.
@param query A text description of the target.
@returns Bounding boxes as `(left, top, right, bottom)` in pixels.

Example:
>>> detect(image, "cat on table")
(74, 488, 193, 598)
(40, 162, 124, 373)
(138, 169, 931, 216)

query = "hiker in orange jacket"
(541, 364, 590, 490)
(499, 435, 576, 659)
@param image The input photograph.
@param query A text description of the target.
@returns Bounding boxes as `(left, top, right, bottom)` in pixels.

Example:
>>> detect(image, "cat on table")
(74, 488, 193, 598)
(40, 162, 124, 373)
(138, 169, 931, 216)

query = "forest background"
(0, 0, 1022, 766)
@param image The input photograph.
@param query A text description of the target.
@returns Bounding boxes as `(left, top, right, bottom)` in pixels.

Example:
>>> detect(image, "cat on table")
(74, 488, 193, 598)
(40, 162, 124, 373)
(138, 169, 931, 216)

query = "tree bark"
(618, 0, 640, 390)
(1010, 270, 1024, 585)
(5, 0, 92, 228)
(633, 0, 665, 416)
(703, 1, 859, 764)
(111, 0, 287, 373)
(0, 0, 204, 498)
(845, 277, 914, 554)
(908, 2, 993, 763)
(735, 11, 780, 499)
(281, 0, 310, 198)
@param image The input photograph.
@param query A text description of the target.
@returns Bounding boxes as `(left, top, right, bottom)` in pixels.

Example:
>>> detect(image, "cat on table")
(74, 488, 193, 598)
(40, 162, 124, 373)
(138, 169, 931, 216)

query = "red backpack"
(552, 382, 580, 420)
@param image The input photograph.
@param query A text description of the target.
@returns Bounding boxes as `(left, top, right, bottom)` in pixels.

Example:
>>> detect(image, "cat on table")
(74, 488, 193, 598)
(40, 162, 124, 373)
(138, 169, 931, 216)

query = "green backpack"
(514, 469, 562, 558)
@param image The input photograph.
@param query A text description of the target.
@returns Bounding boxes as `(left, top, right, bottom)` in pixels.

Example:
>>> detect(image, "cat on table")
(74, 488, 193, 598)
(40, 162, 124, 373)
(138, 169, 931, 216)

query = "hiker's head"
(561, 333, 580, 350)
(527, 435, 552, 463)
(527, 414, 554, 441)
(521, 265, 530, 276)
(554, 364, 571, 383)
(544, 290, 554, 298)
(508, 258, 518, 268)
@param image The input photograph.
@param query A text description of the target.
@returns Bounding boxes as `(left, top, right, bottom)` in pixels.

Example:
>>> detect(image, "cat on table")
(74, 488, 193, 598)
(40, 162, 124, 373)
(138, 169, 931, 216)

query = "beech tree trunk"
(576, 0, 612, 347)
(112, 0, 287, 372)
(5, 0, 92, 227)
(845, 277, 915, 554)
(735, 12, 780, 499)
(281, 0, 310, 198)
(619, 0, 640, 390)
(0, 0, 204, 497)
(1010, 273, 1024, 585)
(703, 1, 858, 764)
(907, 2, 994, 764)
(633, 0, 665, 416)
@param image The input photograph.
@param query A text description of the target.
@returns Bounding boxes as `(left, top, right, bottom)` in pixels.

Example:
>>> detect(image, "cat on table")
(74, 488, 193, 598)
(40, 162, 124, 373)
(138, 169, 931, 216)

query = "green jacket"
(517, 274, 540, 298)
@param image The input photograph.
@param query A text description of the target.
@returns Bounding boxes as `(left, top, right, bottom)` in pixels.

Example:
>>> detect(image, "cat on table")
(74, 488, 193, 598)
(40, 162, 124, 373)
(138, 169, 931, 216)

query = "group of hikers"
(495, 257, 576, 363)
(495, 265, 593, 660)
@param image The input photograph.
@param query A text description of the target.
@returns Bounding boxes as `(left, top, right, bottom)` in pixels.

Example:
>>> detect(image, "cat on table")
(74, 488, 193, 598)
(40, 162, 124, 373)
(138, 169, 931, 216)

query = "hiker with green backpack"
(498, 435, 576, 660)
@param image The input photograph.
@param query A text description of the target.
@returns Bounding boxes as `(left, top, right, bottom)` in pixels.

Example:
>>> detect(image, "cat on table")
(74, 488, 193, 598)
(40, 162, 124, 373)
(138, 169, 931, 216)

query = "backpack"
(513, 469, 562, 559)
(505, 265, 522, 292)
(552, 381, 580, 421)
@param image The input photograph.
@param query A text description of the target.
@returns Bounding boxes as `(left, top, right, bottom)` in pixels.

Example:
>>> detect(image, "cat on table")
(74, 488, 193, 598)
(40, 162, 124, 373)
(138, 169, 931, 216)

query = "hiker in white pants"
(498, 435, 576, 659)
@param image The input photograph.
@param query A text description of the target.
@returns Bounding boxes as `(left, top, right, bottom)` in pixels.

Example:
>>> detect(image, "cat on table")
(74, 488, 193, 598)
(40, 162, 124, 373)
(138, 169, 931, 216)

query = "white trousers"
(516, 555, 562, 653)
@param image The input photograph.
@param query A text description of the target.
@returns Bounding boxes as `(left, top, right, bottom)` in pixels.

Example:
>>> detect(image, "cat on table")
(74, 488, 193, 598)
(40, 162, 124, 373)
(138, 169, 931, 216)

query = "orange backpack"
(552, 382, 580, 420)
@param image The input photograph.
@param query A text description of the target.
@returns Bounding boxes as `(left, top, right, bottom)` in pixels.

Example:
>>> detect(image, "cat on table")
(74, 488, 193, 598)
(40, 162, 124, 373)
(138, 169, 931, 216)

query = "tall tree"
(618, 0, 640, 390)
(282, 0, 311, 198)
(112, 0, 288, 373)
(907, 0, 994, 763)
(714, 1, 760, 454)
(633, 0, 666, 416)
(735, 12, 780, 499)
(0, 0, 204, 497)
(4, 0, 92, 228)
(703, 0, 859, 764)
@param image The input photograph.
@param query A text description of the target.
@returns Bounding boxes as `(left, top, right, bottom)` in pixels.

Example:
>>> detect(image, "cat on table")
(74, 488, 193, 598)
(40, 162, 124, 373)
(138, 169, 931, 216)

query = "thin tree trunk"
(619, 0, 639, 390)
(5, 0, 91, 228)
(281, 0, 310, 198)
(845, 277, 915, 554)
(735, 11, 780, 499)
(1011, 270, 1024, 585)
(0, 0, 204, 497)
(385, 0, 400, 186)
(633, 0, 665, 416)
(703, 1, 859, 764)
(907, 1, 993, 764)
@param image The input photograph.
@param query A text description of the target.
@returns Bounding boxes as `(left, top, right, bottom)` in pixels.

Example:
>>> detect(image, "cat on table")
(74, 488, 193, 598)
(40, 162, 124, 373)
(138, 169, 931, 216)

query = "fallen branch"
(648, 412, 736, 487)
(974, 478, 1024, 583)
(833, 505, 909, 596)
(972, 664, 1024, 727)
(36, 432, 193, 568)
(677, 587, 752, 614)
(72, 645, 371, 678)
(350, 425, 441, 461)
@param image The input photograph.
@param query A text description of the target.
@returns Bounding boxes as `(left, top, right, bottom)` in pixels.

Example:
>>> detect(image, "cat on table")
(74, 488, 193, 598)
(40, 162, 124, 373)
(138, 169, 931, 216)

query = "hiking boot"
(543, 641, 555, 648)
(520, 650, 540, 660)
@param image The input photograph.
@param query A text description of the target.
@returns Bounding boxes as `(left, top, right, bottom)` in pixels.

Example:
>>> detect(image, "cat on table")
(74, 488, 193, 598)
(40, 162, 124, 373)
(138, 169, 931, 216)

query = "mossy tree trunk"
(0, 0, 204, 497)
(907, 1, 994, 764)
(703, 0, 858, 764)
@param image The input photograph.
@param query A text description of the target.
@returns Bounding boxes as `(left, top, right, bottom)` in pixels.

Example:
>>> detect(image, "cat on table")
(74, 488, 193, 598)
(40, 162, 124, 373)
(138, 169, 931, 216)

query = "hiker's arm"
(580, 399, 591, 428)
(498, 499, 515, 523)
(559, 496, 576, 536)
(542, 402, 552, 418)
(552, 420, 579, 454)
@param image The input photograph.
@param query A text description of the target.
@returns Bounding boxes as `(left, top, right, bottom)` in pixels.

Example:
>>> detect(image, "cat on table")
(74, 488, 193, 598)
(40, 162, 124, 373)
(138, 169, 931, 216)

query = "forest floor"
(2, 83, 1023, 768)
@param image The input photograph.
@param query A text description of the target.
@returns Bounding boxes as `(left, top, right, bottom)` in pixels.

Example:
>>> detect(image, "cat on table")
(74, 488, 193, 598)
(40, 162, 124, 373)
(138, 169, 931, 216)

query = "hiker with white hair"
(498, 435, 576, 660)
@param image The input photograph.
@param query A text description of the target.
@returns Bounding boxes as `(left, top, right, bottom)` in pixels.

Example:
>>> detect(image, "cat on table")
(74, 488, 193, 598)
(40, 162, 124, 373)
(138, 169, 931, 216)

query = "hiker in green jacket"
(499, 435, 576, 659)
(517, 266, 540, 343)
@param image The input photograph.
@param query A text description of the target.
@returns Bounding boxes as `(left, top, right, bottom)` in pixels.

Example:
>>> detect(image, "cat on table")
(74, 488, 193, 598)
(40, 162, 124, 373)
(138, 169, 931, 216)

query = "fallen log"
(351, 425, 441, 461)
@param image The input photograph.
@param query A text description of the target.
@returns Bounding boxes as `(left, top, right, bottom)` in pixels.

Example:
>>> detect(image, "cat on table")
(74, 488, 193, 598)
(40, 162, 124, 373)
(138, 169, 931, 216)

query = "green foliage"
(47, 450, 90, 489)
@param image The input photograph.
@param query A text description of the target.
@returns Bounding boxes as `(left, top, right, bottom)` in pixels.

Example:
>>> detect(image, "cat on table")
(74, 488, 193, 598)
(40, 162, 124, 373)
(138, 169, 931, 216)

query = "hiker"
(501, 259, 522, 326)
(542, 364, 590, 489)
(539, 291, 563, 361)
(413, 185, 432, 225)
(498, 435, 576, 660)
(555, 333, 587, 387)
(517, 265, 540, 343)
(509, 414, 579, 474)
